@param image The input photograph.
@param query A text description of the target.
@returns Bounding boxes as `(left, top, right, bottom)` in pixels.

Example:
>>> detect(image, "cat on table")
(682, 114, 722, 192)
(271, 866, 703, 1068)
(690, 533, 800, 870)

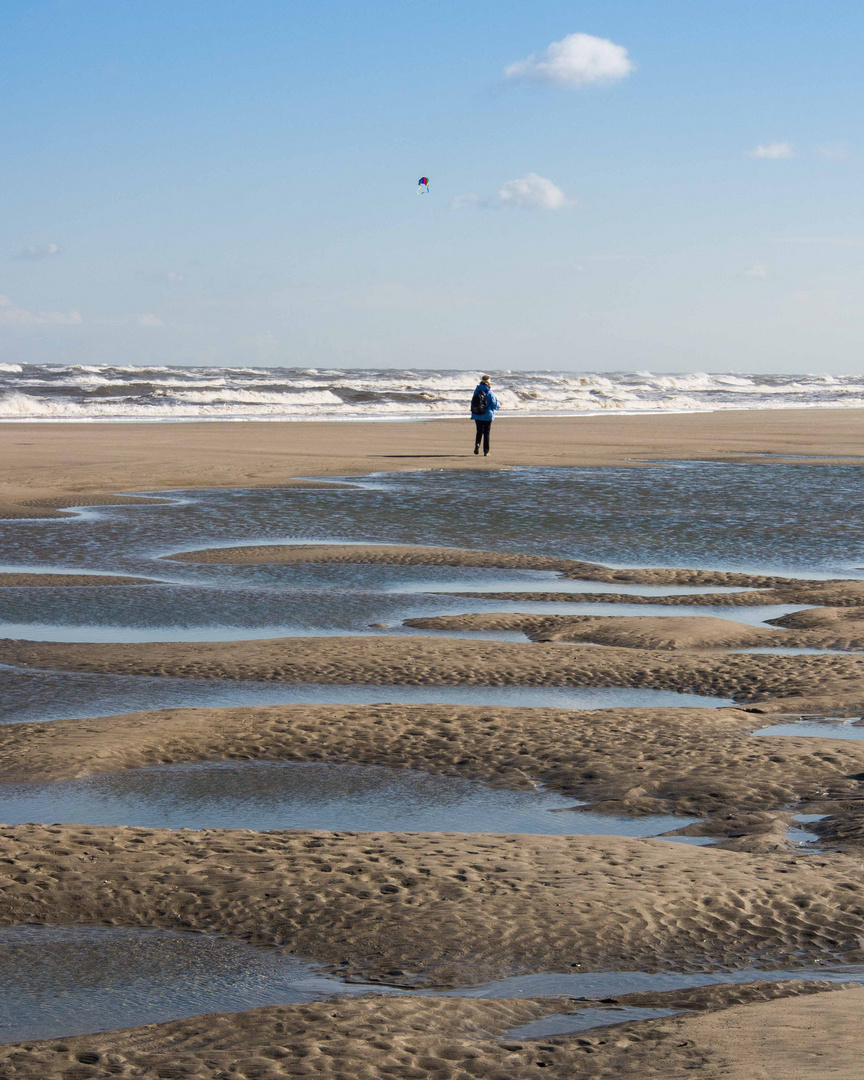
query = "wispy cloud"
(499, 173, 573, 209)
(15, 243, 62, 260)
(743, 263, 770, 278)
(0, 295, 82, 325)
(505, 32, 634, 88)
(453, 174, 574, 212)
(749, 142, 794, 159)
(136, 313, 165, 326)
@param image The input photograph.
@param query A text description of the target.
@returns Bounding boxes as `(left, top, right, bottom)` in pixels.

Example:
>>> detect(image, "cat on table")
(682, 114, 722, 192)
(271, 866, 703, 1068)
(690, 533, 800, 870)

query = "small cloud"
(0, 294, 82, 324)
(136, 313, 165, 326)
(743, 263, 769, 278)
(498, 173, 573, 210)
(15, 242, 62, 260)
(505, 32, 634, 88)
(749, 142, 794, 159)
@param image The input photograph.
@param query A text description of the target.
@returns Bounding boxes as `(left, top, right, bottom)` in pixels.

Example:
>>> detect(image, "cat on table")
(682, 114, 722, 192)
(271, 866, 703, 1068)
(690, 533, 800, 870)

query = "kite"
(418, 177, 429, 193)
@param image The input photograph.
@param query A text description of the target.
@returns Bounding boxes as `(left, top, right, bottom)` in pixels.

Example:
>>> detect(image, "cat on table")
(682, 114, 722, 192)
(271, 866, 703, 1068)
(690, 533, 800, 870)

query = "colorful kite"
(418, 177, 429, 193)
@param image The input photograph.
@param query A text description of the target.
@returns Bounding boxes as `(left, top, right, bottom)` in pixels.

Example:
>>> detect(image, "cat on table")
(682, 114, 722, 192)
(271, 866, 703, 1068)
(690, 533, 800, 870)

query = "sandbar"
(1, 703, 863, 846)
(2, 633, 864, 712)
(2, 824, 864, 984)
(0, 982, 859, 1080)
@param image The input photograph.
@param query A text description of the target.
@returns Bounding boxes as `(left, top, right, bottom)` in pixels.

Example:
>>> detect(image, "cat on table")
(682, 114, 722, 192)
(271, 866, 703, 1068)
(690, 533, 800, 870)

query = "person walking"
(470, 374, 500, 456)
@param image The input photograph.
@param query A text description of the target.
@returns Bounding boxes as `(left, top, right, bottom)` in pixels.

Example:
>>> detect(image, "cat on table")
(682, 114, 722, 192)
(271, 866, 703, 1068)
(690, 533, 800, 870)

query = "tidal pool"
(0, 926, 363, 1044)
(2, 464, 863, 576)
(0, 760, 698, 837)
(0, 665, 734, 725)
(2, 925, 863, 1044)
(753, 717, 864, 741)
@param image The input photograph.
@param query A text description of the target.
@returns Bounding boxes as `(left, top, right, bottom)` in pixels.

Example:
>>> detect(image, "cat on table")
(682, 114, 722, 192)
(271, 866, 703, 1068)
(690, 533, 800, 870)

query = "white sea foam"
(0, 364, 861, 422)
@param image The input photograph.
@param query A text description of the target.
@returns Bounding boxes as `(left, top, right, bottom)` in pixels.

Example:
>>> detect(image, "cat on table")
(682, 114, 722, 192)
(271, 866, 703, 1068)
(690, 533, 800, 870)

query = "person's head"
(480, 375, 491, 386)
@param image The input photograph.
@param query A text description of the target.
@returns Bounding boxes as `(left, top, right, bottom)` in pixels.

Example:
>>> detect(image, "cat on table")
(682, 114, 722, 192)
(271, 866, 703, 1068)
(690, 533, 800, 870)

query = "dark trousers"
(474, 419, 491, 453)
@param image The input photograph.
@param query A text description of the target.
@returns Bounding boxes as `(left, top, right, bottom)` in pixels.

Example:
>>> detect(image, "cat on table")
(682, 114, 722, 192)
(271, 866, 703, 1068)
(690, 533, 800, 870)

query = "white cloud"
(498, 173, 573, 210)
(505, 32, 634, 88)
(0, 295, 82, 325)
(749, 142, 794, 159)
(743, 263, 769, 278)
(15, 242, 62, 260)
(136, 313, 165, 326)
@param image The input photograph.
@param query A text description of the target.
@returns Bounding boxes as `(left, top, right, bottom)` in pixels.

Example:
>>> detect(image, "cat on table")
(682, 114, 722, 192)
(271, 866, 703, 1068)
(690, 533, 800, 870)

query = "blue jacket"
(470, 384, 500, 422)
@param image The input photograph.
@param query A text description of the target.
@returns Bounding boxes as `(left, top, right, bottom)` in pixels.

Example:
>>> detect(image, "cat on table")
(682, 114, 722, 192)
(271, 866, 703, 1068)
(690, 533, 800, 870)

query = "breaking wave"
(0, 364, 860, 422)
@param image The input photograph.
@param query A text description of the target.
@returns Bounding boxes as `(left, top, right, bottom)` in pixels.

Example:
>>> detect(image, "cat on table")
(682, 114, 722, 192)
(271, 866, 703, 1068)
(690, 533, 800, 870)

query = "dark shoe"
(484, 450, 490, 456)
(473, 446, 479, 455)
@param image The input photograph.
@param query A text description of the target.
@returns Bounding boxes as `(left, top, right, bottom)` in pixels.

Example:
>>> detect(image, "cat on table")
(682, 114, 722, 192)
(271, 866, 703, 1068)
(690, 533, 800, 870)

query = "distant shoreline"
(5, 401, 864, 425)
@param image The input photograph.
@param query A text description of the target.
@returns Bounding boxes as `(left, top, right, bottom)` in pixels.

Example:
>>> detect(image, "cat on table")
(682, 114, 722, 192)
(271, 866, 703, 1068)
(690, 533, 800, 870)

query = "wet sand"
(3, 823, 864, 984)
(2, 633, 864, 712)
(1, 407, 863, 518)
(0, 982, 858, 1080)
(3, 415, 864, 1074)
(0, 703, 863, 844)
(166, 542, 794, 586)
(0, 573, 156, 586)
(405, 612, 864, 650)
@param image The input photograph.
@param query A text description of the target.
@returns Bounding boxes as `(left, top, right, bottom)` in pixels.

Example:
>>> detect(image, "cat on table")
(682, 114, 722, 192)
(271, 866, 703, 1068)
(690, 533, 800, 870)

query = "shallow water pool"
(0, 665, 734, 725)
(2, 925, 863, 1044)
(0, 926, 358, 1044)
(0, 760, 699, 837)
(753, 717, 864, 740)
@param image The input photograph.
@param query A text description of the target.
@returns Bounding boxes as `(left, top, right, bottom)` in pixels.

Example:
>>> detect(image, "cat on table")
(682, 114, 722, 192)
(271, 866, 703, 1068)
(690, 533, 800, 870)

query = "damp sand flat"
(3, 408, 864, 523)
(4, 823, 864, 991)
(0, 702, 856, 846)
(3, 636, 864, 715)
(0, 664, 732, 725)
(1, 457, 864, 1071)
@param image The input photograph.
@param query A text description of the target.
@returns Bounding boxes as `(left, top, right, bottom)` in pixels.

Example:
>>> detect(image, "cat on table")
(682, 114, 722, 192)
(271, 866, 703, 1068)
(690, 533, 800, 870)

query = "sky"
(1, 0, 863, 374)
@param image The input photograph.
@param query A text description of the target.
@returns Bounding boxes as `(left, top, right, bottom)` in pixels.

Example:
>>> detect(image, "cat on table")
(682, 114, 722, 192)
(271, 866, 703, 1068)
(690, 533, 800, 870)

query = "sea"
(0, 363, 862, 422)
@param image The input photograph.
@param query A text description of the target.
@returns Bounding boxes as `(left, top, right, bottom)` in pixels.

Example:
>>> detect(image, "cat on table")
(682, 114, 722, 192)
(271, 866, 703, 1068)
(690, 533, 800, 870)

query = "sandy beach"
(1, 407, 863, 518)
(2, 411, 864, 1077)
(7, 0, 864, 1065)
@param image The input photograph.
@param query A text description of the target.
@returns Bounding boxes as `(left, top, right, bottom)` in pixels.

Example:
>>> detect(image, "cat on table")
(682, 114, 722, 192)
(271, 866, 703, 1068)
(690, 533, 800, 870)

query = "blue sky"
(1, 0, 862, 372)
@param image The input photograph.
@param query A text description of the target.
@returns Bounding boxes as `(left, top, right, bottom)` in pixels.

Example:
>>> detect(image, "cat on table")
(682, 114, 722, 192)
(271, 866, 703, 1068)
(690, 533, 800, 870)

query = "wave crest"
(0, 365, 860, 422)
